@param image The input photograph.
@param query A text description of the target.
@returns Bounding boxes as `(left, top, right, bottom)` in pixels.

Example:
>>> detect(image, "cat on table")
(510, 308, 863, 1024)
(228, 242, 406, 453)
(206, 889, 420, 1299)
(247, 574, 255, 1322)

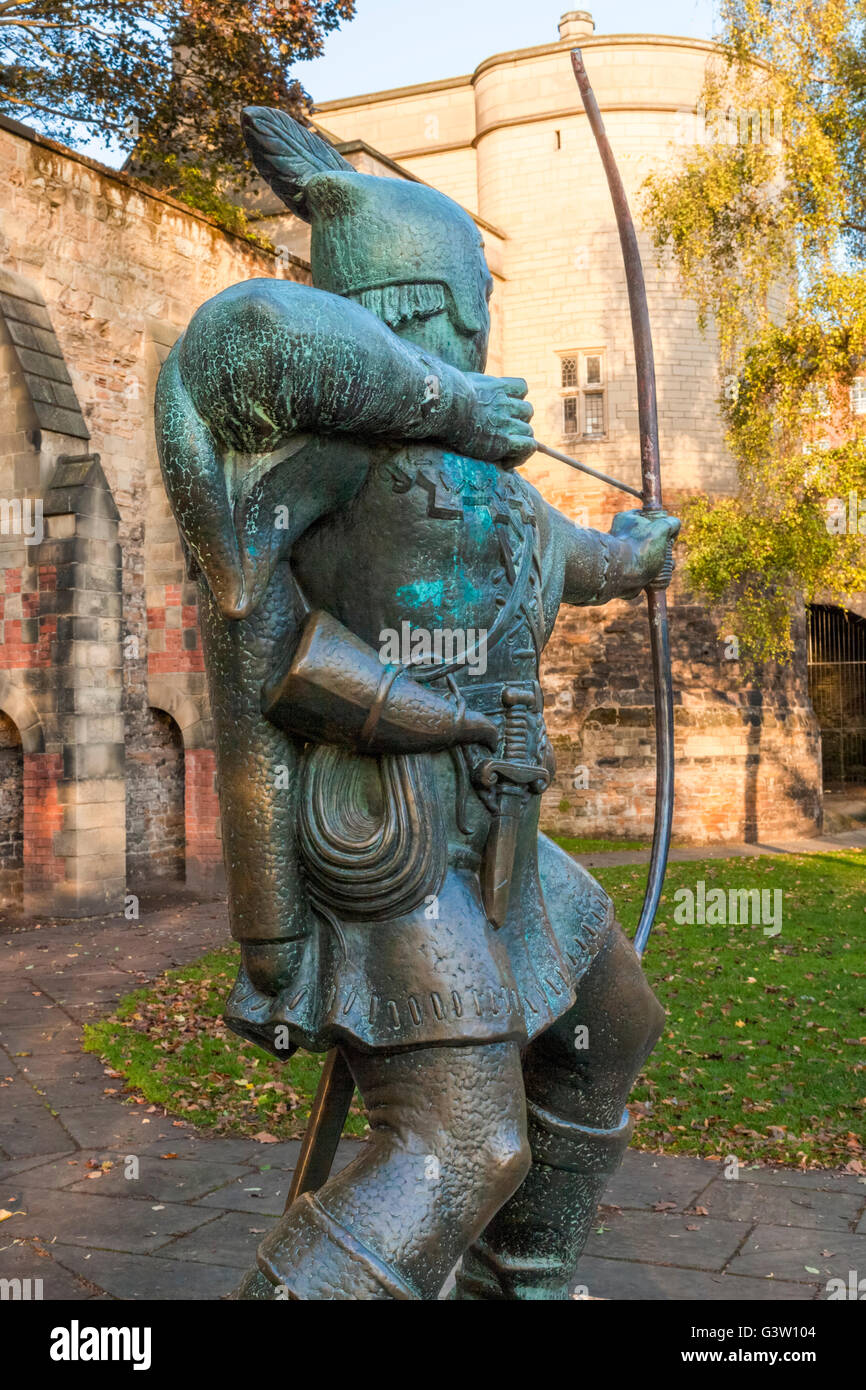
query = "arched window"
(125, 708, 186, 883)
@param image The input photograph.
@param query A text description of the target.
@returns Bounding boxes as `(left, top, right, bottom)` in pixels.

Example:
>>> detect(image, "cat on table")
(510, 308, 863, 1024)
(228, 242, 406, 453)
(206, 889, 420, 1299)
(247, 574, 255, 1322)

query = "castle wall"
(0, 116, 309, 915)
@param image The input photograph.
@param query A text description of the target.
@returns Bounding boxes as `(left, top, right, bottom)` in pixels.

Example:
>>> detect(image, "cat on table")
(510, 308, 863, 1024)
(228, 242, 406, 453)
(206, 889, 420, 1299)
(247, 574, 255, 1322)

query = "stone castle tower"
(300, 10, 822, 848)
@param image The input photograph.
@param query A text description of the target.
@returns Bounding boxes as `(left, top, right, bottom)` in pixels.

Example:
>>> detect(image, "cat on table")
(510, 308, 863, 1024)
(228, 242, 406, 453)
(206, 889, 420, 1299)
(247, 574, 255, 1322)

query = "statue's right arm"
(176, 279, 534, 461)
(156, 279, 534, 620)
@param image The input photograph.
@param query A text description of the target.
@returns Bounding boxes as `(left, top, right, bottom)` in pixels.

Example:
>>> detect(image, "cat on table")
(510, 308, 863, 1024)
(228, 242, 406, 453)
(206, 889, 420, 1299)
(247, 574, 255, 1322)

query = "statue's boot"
(242, 1190, 420, 1300)
(233, 1041, 530, 1300)
(453, 1103, 633, 1301)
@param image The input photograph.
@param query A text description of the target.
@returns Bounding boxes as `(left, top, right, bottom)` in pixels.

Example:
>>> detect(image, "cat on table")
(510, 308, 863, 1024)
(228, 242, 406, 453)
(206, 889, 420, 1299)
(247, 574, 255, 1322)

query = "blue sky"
(76, 1, 718, 165)
(294, 0, 719, 102)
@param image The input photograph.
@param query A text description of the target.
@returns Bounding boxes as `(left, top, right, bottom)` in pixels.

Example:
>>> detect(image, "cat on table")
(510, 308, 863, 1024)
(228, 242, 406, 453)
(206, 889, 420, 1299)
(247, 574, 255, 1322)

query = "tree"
(0, 1, 355, 176)
(643, 0, 866, 663)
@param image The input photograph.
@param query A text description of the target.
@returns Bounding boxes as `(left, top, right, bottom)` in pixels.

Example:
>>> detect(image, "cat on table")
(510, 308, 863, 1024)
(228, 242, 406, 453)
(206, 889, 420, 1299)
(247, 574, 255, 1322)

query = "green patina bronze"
(154, 103, 679, 1301)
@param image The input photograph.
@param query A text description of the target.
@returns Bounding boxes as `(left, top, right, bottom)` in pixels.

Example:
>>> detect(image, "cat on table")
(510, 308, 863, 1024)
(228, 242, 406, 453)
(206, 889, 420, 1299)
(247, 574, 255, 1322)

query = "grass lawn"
(83, 848, 866, 1168)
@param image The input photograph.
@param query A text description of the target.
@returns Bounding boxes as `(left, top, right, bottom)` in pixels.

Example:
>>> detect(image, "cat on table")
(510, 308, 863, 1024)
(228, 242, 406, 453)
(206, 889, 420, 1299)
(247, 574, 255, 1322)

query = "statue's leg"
(236, 1039, 530, 1300)
(454, 925, 664, 1300)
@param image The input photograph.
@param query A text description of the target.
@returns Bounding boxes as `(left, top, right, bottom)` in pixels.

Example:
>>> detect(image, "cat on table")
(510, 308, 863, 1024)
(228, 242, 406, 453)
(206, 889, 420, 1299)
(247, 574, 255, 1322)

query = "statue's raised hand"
(452, 373, 535, 467)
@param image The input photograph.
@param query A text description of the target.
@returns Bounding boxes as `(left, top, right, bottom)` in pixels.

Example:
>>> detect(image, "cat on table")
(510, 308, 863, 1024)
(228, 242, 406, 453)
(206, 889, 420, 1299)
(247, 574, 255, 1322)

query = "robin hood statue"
(155, 82, 679, 1300)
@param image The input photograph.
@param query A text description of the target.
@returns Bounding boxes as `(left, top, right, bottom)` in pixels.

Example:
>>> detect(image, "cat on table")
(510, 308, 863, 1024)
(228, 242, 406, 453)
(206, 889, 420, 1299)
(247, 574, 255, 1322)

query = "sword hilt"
(475, 687, 550, 794)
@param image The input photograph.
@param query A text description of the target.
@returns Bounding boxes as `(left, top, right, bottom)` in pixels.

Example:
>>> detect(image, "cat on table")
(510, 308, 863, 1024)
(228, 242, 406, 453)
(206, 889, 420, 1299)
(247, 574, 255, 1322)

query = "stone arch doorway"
(0, 711, 23, 908)
(125, 707, 186, 884)
(807, 604, 866, 789)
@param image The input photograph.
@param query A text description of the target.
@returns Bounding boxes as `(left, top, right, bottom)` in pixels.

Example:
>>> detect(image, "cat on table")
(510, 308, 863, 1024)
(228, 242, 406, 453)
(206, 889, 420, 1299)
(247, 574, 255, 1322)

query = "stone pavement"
(574, 829, 866, 870)
(1, 891, 864, 1301)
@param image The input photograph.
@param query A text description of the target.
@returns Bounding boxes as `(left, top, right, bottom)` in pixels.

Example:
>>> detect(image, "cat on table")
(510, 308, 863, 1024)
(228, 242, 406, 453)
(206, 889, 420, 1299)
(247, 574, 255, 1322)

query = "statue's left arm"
(545, 503, 680, 606)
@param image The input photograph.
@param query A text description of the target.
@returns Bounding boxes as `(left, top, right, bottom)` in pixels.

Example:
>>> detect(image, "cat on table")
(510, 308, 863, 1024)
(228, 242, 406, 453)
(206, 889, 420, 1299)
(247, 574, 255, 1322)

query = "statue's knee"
(479, 1126, 532, 1213)
(642, 979, 666, 1059)
(592, 930, 665, 1076)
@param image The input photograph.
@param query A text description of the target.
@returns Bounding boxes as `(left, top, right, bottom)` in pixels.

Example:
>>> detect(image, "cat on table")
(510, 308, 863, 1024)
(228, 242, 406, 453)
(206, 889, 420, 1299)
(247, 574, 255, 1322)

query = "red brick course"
(22, 752, 65, 888)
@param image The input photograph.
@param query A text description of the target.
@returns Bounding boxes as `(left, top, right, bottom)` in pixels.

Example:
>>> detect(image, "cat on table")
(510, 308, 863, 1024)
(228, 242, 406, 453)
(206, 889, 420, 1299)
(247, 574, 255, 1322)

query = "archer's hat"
(242, 107, 490, 337)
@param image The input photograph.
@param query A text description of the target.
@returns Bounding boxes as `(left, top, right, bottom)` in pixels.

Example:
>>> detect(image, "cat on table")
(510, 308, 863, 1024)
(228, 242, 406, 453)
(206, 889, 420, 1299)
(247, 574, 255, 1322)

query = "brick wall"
(184, 747, 222, 894)
(0, 564, 57, 670)
(0, 26, 838, 923)
(22, 751, 64, 895)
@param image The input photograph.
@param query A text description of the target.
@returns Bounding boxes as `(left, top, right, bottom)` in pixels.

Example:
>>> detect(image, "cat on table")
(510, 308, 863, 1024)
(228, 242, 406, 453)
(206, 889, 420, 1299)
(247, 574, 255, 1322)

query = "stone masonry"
(0, 115, 308, 916)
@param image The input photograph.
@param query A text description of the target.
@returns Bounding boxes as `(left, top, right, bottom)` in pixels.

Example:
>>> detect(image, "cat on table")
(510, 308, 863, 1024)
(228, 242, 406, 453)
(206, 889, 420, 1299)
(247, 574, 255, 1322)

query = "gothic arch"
(146, 679, 212, 750)
(0, 676, 44, 752)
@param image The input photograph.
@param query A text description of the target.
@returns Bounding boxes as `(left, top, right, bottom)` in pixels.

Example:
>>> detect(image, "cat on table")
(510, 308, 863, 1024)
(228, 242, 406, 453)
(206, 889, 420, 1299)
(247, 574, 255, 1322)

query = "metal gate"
(807, 605, 866, 787)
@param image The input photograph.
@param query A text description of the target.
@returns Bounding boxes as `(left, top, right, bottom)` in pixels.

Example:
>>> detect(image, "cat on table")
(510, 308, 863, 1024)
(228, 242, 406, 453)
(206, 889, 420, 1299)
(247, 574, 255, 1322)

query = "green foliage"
(551, 835, 652, 853)
(82, 946, 368, 1140)
(85, 851, 866, 1169)
(144, 152, 273, 245)
(0, 2, 355, 178)
(643, 0, 866, 662)
(596, 849, 866, 1168)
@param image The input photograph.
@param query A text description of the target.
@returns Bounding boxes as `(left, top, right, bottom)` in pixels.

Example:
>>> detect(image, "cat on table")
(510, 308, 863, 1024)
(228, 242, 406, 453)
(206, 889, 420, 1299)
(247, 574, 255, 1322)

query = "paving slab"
(133, 1134, 273, 1163)
(2, 888, 861, 1301)
(195, 1167, 295, 1216)
(0, 1150, 76, 1182)
(154, 1211, 269, 1267)
(739, 1165, 866, 1196)
(58, 1104, 192, 1151)
(603, 1150, 718, 1210)
(585, 1210, 748, 1271)
(16, 1151, 249, 1204)
(240, 1137, 361, 1174)
(3, 1185, 216, 1254)
(697, 1179, 864, 1231)
(0, 1103, 76, 1159)
(576, 1256, 817, 1301)
(727, 1224, 866, 1284)
(52, 1245, 246, 1301)
(68, 1155, 252, 1204)
(0, 1240, 104, 1300)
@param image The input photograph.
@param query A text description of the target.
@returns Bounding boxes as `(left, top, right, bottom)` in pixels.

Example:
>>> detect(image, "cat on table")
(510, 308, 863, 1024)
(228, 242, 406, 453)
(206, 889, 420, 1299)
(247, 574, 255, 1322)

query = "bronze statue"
(154, 53, 679, 1300)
